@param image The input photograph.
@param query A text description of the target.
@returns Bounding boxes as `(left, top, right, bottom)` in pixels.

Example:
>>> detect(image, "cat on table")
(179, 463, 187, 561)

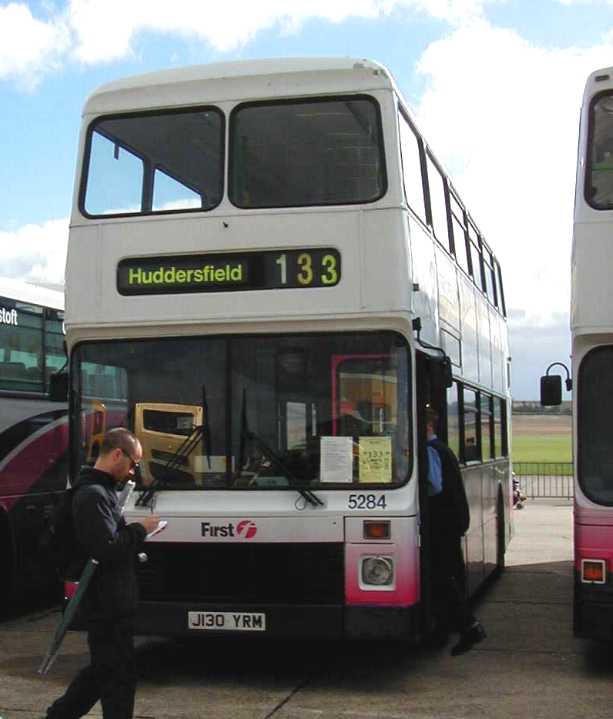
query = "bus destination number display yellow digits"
(117, 248, 341, 296)
(272, 250, 340, 288)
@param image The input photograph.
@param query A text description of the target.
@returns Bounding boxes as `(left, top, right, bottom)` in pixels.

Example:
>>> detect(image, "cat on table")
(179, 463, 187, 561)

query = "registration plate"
(188, 611, 266, 632)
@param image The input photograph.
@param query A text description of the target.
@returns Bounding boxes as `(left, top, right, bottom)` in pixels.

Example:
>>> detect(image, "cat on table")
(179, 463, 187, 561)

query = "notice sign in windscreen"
(117, 249, 341, 295)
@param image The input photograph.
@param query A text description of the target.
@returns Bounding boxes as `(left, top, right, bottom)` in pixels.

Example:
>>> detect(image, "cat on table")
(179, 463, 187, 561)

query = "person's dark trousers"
(45, 617, 136, 719)
(431, 538, 475, 635)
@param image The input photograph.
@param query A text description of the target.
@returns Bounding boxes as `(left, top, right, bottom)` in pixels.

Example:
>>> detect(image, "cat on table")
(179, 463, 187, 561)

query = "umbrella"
(38, 558, 98, 675)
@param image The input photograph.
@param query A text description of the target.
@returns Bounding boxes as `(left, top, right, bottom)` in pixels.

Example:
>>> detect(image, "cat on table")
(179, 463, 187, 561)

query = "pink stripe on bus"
(575, 520, 613, 571)
(0, 420, 69, 504)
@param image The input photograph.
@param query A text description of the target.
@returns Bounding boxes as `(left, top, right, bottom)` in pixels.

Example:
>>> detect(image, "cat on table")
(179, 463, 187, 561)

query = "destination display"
(117, 248, 341, 295)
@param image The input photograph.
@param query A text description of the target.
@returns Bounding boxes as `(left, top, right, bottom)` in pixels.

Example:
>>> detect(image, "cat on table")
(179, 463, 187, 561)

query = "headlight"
(361, 556, 394, 586)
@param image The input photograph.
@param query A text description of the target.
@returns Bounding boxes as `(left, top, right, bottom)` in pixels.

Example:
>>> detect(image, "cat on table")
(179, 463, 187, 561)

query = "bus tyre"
(0, 512, 15, 608)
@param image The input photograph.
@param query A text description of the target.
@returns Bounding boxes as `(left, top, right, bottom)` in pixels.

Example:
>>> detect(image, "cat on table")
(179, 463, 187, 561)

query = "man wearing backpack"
(44, 428, 160, 719)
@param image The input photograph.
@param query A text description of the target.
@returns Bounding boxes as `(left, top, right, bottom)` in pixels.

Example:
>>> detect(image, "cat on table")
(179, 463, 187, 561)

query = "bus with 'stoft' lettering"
(0, 277, 68, 604)
(64, 58, 512, 640)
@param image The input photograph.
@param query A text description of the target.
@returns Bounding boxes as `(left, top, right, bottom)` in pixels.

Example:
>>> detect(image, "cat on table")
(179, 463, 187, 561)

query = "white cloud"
(0, 0, 493, 79)
(0, 218, 69, 285)
(413, 19, 613, 325)
(0, 3, 69, 85)
(65, 0, 490, 64)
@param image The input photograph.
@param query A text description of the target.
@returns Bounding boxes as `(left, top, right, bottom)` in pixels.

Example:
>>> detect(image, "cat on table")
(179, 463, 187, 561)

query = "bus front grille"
(136, 542, 345, 604)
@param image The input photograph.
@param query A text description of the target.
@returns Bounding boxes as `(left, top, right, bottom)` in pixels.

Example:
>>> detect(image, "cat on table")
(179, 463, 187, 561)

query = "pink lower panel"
(575, 521, 613, 572)
(345, 542, 420, 606)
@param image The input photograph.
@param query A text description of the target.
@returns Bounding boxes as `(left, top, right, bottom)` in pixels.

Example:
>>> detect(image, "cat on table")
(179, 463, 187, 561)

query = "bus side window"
(495, 261, 507, 317)
(481, 393, 493, 460)
(493, 397, 506, 458)
(398, 111, 427, 223)
(462, 387, 481, 463)
(44, 308, 65, 393)
(467, 221, 482, 291)
(449, 191, 470, 275)
(446, 381, 461, 458)
(426, 153, 451, 252)
(482, 246, 497, 307)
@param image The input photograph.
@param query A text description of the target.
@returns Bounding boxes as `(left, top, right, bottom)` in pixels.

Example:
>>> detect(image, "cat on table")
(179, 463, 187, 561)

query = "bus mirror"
(540, 375, 562, 406)
(441, 357, 452, 389)
(48, 372, 68, 402)
(431, 356, 453, 390)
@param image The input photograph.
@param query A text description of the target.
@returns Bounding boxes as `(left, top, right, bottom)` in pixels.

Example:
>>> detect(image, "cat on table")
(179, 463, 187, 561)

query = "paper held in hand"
(146, 520, 168, 539)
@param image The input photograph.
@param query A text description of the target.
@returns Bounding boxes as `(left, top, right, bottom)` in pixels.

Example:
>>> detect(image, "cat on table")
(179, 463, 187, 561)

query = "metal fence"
(513, 462, 574, 499)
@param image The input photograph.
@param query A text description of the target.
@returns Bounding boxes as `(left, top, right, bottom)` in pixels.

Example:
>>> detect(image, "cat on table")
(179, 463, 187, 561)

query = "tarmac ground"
(1, 498, 612, 719)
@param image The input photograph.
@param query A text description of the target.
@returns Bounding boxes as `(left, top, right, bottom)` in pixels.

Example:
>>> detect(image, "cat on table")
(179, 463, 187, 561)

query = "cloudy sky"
(2, 0, 611, 399)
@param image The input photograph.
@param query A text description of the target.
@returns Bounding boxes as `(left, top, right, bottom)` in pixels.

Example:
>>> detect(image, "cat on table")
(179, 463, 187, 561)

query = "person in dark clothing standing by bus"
(426, 408, 486, 656)
(44, 428, 160, 719)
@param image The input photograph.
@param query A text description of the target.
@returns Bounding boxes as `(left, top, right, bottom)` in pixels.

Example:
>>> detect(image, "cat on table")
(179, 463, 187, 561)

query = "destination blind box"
(117, 248, 341, 295)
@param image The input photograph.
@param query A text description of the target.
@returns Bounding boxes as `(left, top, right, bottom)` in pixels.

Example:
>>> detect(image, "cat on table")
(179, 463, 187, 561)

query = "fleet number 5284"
(347, 494, 387, 510)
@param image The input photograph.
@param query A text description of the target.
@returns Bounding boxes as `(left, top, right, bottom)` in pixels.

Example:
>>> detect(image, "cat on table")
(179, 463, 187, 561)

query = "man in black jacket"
(45, 428, 160, 719)
(426, 409, 486, 656)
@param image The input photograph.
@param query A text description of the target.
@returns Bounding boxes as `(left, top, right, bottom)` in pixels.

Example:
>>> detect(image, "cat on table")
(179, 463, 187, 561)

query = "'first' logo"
(236, 520, 257, 539)
(201, 520, 258, 539)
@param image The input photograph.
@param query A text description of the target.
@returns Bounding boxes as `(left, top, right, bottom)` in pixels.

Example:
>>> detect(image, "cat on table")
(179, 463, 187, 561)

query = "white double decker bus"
(65, 58, 511, 640)
(565, 67, 613, 639)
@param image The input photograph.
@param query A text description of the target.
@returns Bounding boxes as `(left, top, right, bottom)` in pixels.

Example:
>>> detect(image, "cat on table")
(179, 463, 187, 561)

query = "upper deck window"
(587, 92, 613, 210)
(449, 191, 470, 274)
(229, 96, 386, 208)
(81, 107, 224, 217)
(398, 112, 427, 223)
(426, 153, 451, 251)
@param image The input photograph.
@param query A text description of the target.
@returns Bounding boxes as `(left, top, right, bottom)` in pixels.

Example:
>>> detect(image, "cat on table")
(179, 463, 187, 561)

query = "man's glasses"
(121, 449, 140, 472)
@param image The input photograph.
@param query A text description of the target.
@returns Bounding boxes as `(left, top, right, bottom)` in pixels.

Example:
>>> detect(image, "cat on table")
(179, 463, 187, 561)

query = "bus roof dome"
(83, 57, 395, 115)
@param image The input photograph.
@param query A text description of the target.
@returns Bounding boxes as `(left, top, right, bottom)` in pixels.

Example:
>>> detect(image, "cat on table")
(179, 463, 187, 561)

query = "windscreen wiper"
(235, 388, 323, 508)
(293, 484, 325, 508)
(246, 431, 323, 508)
(137, 384, 212, 508)
(247, 432, 323, 508)
(136, 423, 206, 508)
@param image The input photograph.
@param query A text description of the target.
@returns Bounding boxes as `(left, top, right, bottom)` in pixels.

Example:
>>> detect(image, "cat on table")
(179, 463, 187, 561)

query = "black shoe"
(451, 622, 486, 656)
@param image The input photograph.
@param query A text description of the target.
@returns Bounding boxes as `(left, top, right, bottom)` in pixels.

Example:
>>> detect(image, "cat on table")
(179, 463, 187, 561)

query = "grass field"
(511, 414, 572, 463)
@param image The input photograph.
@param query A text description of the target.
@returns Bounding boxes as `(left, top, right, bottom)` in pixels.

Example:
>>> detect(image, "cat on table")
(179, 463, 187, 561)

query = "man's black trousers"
(46, 617, 136, 719)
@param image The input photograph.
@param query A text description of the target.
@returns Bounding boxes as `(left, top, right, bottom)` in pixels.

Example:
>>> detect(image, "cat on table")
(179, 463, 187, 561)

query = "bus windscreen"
(72, 332, 411, 489)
